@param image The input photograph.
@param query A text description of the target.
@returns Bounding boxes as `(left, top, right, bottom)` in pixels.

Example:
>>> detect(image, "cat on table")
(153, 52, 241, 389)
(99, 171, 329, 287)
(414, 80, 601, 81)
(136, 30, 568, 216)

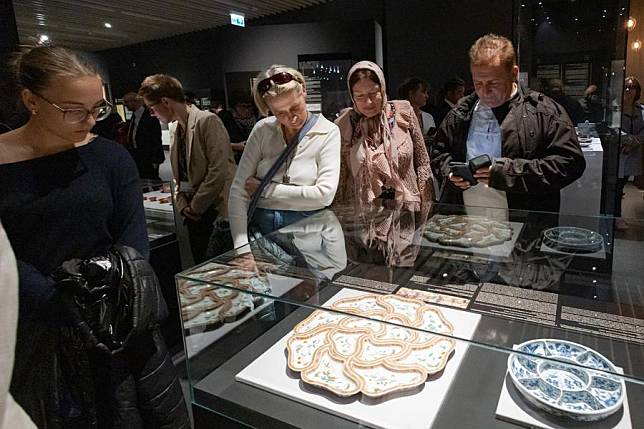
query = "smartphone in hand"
(449, 162, 477, 185)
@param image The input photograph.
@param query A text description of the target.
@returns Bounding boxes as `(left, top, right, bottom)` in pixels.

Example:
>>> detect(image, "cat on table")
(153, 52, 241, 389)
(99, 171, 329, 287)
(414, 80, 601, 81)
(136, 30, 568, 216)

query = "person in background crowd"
(432, 34, 585, 213)
(139, 74, 236, 262)
(122, 91, 165, 180)
(543, 78, 584, 125)
(398, 77, 436, 143)
(429, 76, 466, 128)
(90, 110, 123, 141)
(228, 65, 341, 248)
(579, 84, 604, 123)
(219, 89, 257, 163)
(615, 76, 644, 230)
(209, 101, 224, 114)
(0, 46, 187, 427)
(0, 223, 35, 429)
(184, 90, 198, 107)
(334, 61, 433, 206)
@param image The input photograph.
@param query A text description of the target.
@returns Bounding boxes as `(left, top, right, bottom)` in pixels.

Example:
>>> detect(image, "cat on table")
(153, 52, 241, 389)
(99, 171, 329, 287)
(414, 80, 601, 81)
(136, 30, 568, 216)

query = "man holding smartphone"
(431, 34, 585, 213)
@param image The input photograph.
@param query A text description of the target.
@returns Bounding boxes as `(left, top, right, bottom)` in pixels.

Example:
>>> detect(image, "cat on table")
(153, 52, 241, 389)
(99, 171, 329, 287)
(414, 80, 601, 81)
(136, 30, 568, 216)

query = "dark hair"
(184, 90, 197, 104)
(444, 77, 465, 93)
(15, 46, 99, 93)
(625, 76, 641, 101)
(138, 74, 185, 104)
(228, 89, 252, 108)
(349, 69, 380, 92)
(397, 77, 428, 100)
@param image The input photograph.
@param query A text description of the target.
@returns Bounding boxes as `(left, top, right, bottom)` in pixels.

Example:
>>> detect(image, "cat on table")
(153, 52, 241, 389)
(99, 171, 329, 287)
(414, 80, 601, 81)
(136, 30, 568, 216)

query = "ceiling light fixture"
(632, 40, 642, 51)
(626, 17, 637, 31)
(104, 22, 112, 28)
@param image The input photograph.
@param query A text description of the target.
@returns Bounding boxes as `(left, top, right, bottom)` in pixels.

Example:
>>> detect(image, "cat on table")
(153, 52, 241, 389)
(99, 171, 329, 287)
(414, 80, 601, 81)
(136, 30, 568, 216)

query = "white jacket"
(0, 224, 36, 429)
(228, 114, 341, 248)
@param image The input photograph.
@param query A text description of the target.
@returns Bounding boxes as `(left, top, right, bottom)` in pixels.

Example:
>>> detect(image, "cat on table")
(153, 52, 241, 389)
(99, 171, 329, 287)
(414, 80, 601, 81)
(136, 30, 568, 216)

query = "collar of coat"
(451, 84, 542, 122)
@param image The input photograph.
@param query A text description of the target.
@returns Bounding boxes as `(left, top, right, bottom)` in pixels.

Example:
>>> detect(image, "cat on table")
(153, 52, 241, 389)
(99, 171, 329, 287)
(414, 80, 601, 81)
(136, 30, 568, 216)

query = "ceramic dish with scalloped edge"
(507, 339, 625, 421)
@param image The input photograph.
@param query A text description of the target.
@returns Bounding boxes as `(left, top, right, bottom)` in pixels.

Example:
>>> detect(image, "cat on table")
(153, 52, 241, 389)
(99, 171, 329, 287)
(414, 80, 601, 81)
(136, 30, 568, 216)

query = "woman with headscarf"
(616, 76, 644, 230)
(334, 61, 433, 206)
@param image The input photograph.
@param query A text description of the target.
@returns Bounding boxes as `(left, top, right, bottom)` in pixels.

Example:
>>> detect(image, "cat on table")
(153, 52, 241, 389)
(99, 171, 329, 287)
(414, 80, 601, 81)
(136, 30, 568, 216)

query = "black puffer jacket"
(11, 245, 189, 429)
(431, 88, 586, 213)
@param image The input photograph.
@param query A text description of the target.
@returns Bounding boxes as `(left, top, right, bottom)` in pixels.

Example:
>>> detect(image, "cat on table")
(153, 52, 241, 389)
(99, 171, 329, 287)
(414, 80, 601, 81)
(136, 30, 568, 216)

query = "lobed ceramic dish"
(178, 262, 270, 329)
(507, 339, 625, 421)
(424, 214, 513, 248)
(542, 227, 604, 253)
(287, 293, 456, 398)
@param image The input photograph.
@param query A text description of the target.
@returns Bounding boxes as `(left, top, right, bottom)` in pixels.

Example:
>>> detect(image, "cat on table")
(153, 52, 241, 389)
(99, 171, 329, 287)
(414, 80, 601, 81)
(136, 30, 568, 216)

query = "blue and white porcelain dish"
(507, 339, 625, 421)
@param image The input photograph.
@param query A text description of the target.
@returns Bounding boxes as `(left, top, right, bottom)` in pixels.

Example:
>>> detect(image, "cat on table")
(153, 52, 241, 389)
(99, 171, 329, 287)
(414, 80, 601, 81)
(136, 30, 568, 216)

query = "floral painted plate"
(287, 293, 456, 399)
(507, 339, 625, 421)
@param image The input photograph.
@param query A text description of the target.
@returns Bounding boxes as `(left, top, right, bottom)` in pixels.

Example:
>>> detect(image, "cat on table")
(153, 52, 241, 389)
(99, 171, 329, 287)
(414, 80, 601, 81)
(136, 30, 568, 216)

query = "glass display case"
(177, 203, 644, 428)
(141, 180, 176, 246)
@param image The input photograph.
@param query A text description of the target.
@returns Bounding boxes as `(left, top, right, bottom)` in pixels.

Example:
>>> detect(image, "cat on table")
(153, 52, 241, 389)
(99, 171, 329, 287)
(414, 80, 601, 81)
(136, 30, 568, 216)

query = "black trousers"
(185, 207, 234, 263)
(135, 158, 160, 181)
(615, 176, 630, 217)
(185, 207, 216, 264)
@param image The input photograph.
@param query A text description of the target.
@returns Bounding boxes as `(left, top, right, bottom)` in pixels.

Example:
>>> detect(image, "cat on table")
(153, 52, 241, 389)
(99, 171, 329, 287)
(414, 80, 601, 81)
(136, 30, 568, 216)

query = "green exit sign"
(230, 13, 245, 27)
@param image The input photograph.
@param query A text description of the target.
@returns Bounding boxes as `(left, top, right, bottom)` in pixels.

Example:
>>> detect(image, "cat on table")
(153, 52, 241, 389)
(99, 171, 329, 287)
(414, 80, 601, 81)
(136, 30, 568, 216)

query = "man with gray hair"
(431, 33, 585, 213)
(123, 92, 164, 180)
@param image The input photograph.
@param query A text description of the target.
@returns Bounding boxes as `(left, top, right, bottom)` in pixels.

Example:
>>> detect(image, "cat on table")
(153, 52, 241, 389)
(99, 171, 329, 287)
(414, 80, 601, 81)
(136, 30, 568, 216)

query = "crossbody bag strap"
(247, 113, 317, 222)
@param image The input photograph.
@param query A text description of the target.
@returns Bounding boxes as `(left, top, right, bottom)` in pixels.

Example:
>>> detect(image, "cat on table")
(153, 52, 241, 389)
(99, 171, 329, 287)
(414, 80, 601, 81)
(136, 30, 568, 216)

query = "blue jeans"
(251, 208, 323, 236)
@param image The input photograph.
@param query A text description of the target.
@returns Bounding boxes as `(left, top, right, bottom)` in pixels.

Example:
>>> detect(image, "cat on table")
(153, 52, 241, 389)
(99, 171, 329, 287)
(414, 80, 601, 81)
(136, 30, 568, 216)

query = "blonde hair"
(138, 74, 185, 104)
(253, 65, 306, 116)
(15, 46, 99, 93)
(469, 34, 516, 71)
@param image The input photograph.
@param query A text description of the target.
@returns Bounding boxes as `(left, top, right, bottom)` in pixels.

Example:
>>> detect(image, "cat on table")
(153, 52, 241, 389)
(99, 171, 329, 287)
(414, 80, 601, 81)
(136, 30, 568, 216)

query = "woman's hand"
(245, 176, 262, 196)
(231, 141, 246, 152)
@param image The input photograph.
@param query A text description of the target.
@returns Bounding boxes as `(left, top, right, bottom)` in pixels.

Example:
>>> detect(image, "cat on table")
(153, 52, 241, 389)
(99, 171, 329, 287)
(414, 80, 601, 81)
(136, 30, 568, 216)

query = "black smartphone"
(449, 162, 477, 185)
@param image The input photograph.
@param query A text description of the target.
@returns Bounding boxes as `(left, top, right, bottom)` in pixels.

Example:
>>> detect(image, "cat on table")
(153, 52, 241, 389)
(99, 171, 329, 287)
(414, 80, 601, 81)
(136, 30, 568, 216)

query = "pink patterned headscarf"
(346, 61, 416, 203)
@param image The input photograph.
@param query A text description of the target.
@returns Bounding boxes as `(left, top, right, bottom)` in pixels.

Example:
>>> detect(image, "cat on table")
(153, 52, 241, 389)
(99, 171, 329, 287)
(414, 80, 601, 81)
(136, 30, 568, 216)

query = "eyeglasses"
(257, 72, 297, 95)
(353, 91, 382, 103)
(32, 90, 112, 124)
(146, 102, 162, 112)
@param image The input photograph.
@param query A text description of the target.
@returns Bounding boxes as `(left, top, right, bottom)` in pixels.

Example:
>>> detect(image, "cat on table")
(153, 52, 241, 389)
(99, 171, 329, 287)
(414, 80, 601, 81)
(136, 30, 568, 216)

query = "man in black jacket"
(432, 34, 585, 213)
(427, 76, 465, 129)
(123, 92, 165, 180)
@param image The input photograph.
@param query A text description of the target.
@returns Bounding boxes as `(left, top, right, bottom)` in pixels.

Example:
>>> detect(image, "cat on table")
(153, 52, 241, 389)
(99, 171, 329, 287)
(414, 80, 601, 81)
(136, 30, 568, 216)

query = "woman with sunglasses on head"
(0, 47, 187, 427)
(334, 61, 433, 206)
(228, 65, 341, 248)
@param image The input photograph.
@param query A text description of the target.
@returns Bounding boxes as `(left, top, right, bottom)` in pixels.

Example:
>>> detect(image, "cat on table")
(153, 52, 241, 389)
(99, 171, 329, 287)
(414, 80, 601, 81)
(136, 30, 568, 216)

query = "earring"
(31, 110, 38, 115)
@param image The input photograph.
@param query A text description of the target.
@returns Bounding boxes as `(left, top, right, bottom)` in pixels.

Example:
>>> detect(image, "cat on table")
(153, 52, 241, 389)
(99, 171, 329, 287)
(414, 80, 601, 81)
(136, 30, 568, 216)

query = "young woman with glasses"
(0, 46, 158, 426)
(334, 61, 433, 207)
(228, 65, 341, 248)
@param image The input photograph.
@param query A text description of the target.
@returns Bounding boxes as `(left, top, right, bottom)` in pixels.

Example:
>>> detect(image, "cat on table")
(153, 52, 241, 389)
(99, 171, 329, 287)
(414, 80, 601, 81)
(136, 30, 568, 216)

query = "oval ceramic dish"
(507, 339, 625, 421)
(542, 227, 604, 253)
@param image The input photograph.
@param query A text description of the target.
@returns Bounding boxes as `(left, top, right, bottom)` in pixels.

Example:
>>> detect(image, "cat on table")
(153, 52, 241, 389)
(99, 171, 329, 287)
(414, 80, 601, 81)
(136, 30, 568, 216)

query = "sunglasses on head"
(257, 72, 297, 95)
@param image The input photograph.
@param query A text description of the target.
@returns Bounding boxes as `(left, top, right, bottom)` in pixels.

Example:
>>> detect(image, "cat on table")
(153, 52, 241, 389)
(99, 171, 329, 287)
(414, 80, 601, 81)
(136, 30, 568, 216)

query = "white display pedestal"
(236, 288, 481, 429)
(560, 138, 603, 221)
